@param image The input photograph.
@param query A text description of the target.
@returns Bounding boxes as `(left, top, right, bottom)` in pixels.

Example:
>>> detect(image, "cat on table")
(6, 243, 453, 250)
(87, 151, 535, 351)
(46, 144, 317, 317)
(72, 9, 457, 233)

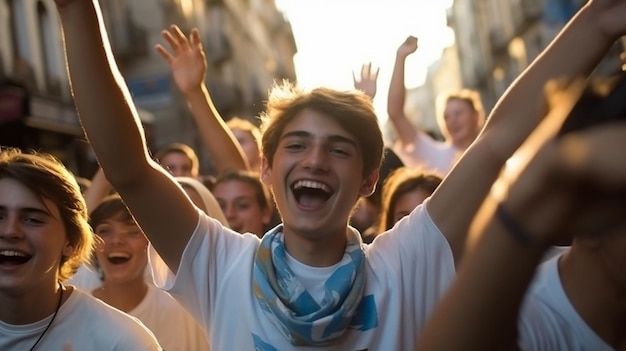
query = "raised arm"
(155, 25, 249, 174)
(55, 0, 198, 272)
(416, 111, 626, 351)
(83, 167, 111, 214)
(428, 0, 626, 263)
(387, 36, 419, 146)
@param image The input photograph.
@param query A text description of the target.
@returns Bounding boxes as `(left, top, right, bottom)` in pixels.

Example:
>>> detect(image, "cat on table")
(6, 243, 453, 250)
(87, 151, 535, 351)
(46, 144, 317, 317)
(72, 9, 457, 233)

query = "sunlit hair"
(435, 89, 485, 140)
(154, 142, 199, 177)
(259, 81, 384, 177)
(227, 117, 262, 145)
(215, 170, 271, 210)
(0, 147, 94, 282)
(377, 167, 442, 233)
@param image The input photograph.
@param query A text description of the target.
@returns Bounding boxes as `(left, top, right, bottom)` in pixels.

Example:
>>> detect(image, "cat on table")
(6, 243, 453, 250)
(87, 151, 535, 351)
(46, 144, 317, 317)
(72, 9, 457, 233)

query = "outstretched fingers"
(154, 43, 174, 63)
(190, 28, 202, 47)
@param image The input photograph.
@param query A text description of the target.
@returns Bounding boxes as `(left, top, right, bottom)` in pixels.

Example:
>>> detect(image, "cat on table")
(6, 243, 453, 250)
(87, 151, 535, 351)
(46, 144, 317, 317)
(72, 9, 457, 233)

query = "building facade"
(0, 0, 297, 177)
(401, 0, 599, 142)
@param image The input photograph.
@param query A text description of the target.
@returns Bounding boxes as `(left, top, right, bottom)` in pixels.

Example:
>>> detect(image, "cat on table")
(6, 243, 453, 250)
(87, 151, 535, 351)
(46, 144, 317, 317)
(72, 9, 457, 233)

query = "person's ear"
(62, 239, 76, 258)
(260, 157, 272, 186)
(359, 169, 379, 197)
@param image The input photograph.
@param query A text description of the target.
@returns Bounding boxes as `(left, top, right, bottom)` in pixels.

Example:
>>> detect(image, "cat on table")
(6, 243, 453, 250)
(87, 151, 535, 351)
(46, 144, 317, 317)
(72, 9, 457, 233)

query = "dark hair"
(377, 167, 442, 233)
(214, 170, 271, 210)
(260, 81, 384, 177)
(0, 147, 94, 282)
(90, 194, 134, 230)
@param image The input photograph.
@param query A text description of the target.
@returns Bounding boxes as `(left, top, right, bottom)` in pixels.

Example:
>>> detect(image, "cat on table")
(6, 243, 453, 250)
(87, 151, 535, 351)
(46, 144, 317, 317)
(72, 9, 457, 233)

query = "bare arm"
(387, 36, 419, 146)
(155, 25, 249, 174)
(56, 0, 198, 272)
(417, 113, 626, 350)
(428, 0, 626, 264)
(83, 167, 111, 214)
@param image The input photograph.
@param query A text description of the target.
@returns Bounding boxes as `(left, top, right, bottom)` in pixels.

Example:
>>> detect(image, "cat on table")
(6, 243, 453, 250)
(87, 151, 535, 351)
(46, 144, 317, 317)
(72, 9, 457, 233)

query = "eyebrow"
(281, 130, 358, 148)
(0, 206, 52, 217)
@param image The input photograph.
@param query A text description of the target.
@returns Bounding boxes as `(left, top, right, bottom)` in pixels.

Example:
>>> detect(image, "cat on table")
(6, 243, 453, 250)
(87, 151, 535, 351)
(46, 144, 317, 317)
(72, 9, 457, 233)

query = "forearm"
(57, 1, 152, 185)
(84, 168, 112, 214)
(429, 3, 616, 263)
(185, 84, 249, 174)
(387, 55, 416, 144)
(483, 4, 617, 160)
(418, 146, 567, 351)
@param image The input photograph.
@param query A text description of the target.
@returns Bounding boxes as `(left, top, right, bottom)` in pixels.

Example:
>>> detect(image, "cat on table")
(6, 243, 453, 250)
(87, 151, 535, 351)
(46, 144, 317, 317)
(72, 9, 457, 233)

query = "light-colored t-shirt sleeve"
(148, 209, 258, 334)
(366, 197, 456, 329)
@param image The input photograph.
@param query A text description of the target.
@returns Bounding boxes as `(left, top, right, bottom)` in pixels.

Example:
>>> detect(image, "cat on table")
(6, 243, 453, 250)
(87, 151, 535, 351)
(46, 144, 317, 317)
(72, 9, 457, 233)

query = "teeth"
(293, 180, 331, 193)
(108, 252, 131, 259)
(0, 250, 27, 257)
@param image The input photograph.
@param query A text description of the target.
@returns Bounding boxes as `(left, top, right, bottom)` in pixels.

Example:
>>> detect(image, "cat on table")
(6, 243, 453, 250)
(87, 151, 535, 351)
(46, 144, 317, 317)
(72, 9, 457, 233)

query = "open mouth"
(107, 252, 131, 265)
(291, 180, 333, 208)
(0, 250, 31, 266)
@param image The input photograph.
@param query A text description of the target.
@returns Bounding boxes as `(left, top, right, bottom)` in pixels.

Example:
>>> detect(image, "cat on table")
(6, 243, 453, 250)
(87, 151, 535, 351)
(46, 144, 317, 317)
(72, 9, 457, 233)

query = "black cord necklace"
(28, 282, 64, 351)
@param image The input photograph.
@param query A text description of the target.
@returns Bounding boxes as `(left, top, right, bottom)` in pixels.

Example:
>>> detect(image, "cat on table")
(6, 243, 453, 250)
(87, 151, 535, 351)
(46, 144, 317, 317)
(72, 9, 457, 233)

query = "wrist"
(184, 84, 207, 99)
(494, 143, 572, 246)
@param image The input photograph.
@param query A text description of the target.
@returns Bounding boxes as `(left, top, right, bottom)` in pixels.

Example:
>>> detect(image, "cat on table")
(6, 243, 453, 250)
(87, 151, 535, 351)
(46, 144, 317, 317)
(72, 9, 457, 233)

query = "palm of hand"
(170, 49, 206, 93)
(354, 78, 377, 98)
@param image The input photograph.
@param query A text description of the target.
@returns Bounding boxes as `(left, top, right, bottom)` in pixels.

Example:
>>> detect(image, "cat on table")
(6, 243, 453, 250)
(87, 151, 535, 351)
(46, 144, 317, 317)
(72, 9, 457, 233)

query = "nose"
(224, 204, 237, 221)
(302, 144, 329, 172)
(0, 215, 24, 240)
(107, 231, 126, 245)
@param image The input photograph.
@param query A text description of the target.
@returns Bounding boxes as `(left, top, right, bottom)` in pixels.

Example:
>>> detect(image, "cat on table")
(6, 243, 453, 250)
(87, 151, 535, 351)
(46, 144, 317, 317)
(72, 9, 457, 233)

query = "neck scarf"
(253, 225, 366, 346)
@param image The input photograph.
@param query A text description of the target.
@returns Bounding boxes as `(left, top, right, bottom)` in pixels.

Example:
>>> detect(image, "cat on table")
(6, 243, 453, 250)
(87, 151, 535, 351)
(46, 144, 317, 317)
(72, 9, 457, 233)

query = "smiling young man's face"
(94, 214, 148, 285)
(0, 178, 72, 294)
(261, 108, 378, 242)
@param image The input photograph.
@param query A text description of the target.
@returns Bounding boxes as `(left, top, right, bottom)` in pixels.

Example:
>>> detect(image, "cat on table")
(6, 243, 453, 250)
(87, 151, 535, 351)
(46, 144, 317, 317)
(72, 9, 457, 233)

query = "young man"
(54, 0, 626, 349)
(0, 148, 161, 350)
(387, 36, 485, 175)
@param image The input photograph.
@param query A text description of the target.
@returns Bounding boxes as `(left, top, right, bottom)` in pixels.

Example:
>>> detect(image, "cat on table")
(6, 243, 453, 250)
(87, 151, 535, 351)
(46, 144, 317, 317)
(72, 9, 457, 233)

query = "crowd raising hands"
(0, 0, 624, 350)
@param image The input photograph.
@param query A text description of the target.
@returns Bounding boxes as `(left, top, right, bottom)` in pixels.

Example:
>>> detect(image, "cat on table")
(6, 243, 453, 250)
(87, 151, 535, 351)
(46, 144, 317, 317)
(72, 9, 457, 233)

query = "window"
(1, 0, 16, 74)
(37, 1, 61, 93)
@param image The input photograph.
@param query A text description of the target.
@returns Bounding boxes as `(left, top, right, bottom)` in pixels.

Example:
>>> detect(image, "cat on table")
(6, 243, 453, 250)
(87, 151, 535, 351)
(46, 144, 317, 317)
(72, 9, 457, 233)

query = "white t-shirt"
(150, 198, 455, 350)
(129, 283, 210, 351)
(393, 133, 460, 175)
(518, 254, 614, 351)
(0, 288, 161, 350)
(67, 263, 102, 292)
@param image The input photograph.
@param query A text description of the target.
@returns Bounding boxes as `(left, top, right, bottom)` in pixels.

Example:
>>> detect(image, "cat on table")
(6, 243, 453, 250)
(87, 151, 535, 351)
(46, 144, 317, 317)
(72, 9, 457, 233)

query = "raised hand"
(353, 62, 379, 99)
(155, 25, 207, 95)
(397, 36, 418, 58)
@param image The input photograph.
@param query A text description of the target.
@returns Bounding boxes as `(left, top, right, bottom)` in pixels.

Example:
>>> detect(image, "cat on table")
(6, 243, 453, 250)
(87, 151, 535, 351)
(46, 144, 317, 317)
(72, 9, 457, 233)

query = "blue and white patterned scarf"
(253, 225, 366, 346)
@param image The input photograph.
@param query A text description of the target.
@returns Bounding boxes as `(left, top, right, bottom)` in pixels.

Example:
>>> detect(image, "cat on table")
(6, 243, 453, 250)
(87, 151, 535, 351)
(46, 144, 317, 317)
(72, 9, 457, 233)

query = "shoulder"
(65, 289, 162, 348)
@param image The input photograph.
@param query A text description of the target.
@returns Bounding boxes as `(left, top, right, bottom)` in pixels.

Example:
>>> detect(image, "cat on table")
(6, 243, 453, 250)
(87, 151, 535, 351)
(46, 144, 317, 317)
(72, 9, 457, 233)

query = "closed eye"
(284, 142, 306, 151)
(24, 217, 45, 225)
(330, 147, 351, 157)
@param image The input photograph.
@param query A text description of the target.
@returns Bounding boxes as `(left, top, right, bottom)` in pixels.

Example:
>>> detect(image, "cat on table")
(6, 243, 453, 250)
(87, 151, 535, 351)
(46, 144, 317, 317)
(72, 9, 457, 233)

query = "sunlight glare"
(275, 0, 453, 122)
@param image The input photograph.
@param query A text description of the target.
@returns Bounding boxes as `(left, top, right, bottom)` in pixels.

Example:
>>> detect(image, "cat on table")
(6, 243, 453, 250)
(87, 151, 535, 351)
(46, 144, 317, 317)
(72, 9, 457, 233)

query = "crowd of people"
(1, 0, 625, 350)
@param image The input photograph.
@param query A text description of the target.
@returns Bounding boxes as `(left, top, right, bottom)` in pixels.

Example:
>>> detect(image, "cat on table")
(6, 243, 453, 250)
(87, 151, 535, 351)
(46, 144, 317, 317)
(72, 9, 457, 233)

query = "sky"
(274, 0, 454, 122)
